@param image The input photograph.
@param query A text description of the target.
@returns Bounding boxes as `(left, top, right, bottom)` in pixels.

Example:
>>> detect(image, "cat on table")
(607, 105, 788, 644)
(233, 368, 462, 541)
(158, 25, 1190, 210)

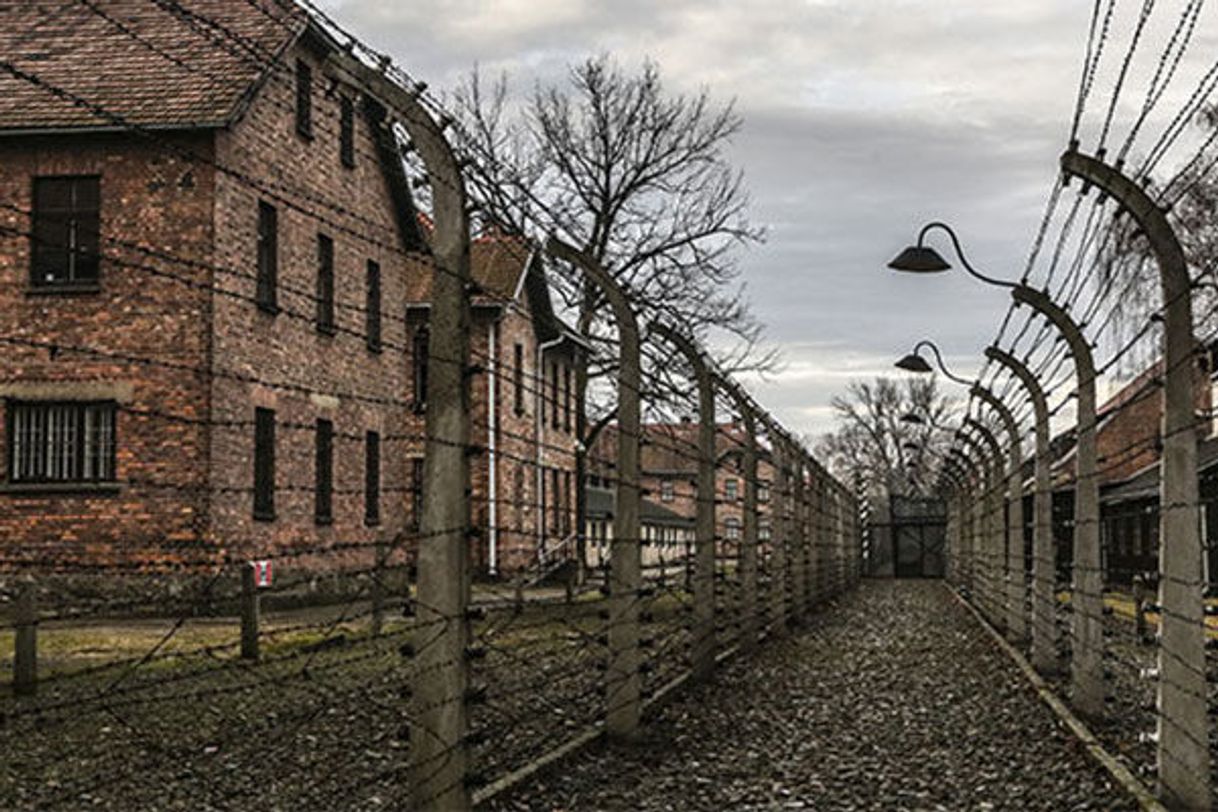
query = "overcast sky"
(318, 1, 1163, 440)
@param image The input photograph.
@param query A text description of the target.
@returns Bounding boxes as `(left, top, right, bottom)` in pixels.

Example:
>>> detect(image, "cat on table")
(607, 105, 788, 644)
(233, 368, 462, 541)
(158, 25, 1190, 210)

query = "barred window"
(7, 401, 116, 483)
(315, 418, 333, 524)
(295, 60, 313, 139)
(725, 478, 739, 502)
(339, 95, 355, 168)
(32, 176, 100, 288)
(725, 517, 742, 541)
(316, 233, 335, 334)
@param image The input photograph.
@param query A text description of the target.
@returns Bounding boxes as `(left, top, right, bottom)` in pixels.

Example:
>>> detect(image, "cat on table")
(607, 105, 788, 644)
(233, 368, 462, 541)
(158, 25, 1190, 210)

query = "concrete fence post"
(719, 379, 759, 650)
(650, 323, 715, 679)
(1064, 149, 1210, 807)
(548, 237, 642, 740)
(13, 579, 37, 697)
(768, 425, 789, 635)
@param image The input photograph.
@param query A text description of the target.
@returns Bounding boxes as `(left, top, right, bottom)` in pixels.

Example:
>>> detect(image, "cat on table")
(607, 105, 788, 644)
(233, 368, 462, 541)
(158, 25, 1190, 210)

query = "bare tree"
(452, 56, 769, 576)
(817, 377, 958, 499)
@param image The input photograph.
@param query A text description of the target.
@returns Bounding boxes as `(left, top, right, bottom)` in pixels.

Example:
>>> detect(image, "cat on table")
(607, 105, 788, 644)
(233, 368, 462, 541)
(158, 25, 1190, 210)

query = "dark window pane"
(410, 457, 424, 532)
(513, 343, 525, 415)
(366, 259, 381, 352)
(315, 418, 333, 523)
(254, 407, 275, 521)
(31, 176, 100, 287)
(316, 233, 335, 333)
(365, 431, 380, 526)
(257, 202, 278, 312)
(340, 95, 355, 168)
(296, 60, 313, 138)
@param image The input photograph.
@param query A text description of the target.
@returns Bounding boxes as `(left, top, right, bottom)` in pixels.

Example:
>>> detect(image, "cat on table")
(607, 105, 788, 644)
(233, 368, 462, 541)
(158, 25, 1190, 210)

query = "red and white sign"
(250, 559, 273, 588)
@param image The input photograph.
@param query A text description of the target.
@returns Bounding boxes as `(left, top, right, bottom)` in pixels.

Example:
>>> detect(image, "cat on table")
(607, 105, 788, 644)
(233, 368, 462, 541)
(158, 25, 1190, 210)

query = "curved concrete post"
(971, 385, 1027, 644)
(547, 237, 642, 740)
(765, 421, 790, 634)
(988, 346, 1058, 674)
(718, 377, 759, 650)
(962, 424, 1002, 624)
(1011, 284, 1105, 719)
(948, 451, 982, 593)
(1064, 149, 1209, 807)
(650, 323, 716, 679)
(325, 65, 476, 809)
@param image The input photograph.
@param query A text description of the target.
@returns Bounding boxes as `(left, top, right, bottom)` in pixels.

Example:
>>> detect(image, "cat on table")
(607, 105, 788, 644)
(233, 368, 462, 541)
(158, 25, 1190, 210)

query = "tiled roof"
(405, 231, 534, 304)
(0, 0, 303, 133)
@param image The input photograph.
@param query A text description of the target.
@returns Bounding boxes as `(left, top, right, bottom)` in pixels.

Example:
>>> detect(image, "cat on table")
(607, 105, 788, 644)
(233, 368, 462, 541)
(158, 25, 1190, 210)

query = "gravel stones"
(488, 580, 1141, 811)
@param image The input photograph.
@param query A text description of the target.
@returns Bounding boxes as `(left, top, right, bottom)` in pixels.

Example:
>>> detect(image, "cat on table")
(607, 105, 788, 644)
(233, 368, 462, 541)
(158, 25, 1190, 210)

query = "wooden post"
(370, 540, 386, 637)
(240, 564, 260, 662)
(13, 579, 36, 697)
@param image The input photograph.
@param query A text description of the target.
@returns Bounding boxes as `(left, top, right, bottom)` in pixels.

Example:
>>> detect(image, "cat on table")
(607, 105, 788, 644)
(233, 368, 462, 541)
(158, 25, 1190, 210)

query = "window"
(759, 520, 772, 542)
(256, 201, 278, 312)
(295, 60, 313, 138)
(725, 517, 741, 541)
(412, 326, 429, 413)
(660, 480, 674, 503)
(316, 233, 335, 334)
(725, 478, 739, 502)
(758, 482, 770, 503)
(31, 176, 100, 288)
(366, 260, 381, 352)
(513, 343, 525, 416)
(550, 363, 559, 429)
(551, 468, 560, 534)
(6, 401, 115, 483)
(365, 430, 380, 526)
(314, 418, 333, 524)
(410, 457, 424, 531)
(513, 466, 525, 533)
(339, 95, 355, 168)
(563, 366, 572, 433)
(253, 407, 275, 521)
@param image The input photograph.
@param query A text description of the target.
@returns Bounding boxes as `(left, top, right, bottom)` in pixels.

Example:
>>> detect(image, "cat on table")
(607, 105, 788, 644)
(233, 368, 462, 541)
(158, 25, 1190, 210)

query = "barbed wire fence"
(0, 1, 862, 810)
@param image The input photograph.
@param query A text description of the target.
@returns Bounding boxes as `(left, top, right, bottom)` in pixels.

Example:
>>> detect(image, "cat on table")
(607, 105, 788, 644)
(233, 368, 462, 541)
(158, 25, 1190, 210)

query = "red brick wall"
(209, 43, 420, 567)
(0, 133, 216, 569)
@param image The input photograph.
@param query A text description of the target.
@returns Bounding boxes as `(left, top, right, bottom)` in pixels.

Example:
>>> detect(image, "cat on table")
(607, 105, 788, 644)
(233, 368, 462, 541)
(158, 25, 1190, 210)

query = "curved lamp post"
(890, 222, 1105, 720)
(1063, 149, 1208, 807)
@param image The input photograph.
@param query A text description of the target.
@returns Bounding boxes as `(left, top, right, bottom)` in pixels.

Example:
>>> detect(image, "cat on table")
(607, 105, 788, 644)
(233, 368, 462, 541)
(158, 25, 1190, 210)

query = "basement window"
(6, 400, 116, 483)
(31, 176, 100, 289)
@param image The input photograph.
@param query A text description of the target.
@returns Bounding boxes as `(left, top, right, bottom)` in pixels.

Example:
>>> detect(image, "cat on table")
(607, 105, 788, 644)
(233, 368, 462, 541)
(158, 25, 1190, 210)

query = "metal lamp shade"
(888, 245, 951, 273)
(895, 353, 934, 373)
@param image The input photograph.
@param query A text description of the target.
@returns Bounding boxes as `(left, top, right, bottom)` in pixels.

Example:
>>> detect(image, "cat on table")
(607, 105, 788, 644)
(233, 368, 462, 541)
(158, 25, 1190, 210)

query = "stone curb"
(946, 583, 1166, 812)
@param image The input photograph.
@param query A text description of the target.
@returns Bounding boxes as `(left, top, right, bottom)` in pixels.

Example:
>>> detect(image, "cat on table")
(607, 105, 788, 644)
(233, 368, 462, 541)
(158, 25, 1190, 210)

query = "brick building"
(405, 231, 586, 576)
(584, 419, 777, 571)
(0, 2, 579, 577)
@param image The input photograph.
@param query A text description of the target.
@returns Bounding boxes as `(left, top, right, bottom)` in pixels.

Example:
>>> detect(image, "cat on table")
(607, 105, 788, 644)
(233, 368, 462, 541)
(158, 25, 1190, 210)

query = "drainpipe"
(537, 336, 564, 561)
(487, 318, 499, 576)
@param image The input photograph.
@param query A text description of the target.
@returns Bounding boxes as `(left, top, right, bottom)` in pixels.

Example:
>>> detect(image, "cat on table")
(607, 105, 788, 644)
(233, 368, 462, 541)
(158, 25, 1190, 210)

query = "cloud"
(317, 0, 1203, 441)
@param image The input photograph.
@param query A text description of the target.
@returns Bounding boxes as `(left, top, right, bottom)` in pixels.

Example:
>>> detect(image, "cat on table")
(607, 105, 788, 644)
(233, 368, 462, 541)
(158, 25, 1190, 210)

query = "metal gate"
(870, 496, 946, 578)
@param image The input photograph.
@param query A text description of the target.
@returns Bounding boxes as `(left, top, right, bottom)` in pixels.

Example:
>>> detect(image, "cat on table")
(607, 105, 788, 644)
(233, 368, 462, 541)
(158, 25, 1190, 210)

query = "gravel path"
(489, 580, 1140, 811)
